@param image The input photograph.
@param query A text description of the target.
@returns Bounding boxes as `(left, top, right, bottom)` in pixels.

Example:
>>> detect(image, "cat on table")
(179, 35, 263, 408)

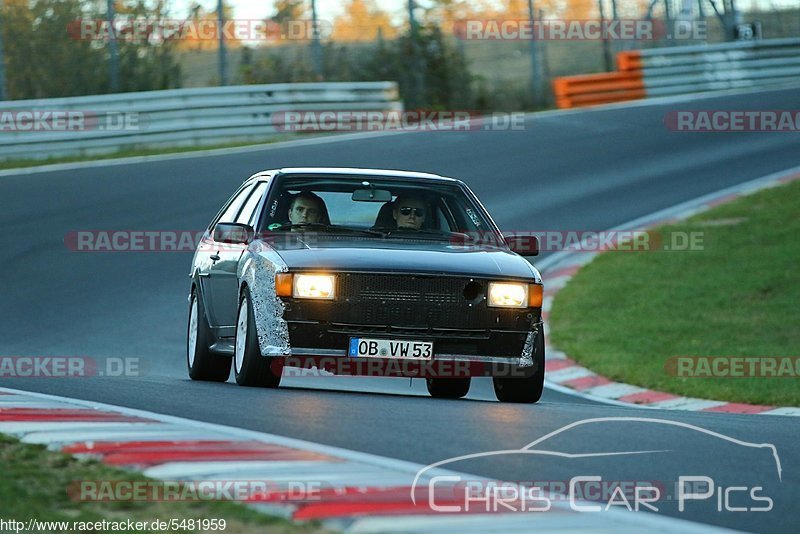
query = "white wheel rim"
(188, 297, 198, 367)
(235, 297, 248, 374)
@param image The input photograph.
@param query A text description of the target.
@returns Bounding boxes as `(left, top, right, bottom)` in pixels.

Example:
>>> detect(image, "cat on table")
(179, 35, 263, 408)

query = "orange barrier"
(552, 71, 644, 108)
(555, 89, 647, 109)
(552, 50, 645, 109)
(616, 50, 643, 71)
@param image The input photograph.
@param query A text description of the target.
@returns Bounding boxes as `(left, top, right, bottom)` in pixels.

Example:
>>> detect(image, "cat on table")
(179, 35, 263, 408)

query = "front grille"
(336, 273, 483, 328)
(340, 274, 464, 305)
(328, 322, 491, 339)
(284, 273, 536, 332)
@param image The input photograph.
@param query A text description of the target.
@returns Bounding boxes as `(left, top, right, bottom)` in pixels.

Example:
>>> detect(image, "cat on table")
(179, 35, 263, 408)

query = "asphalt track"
(2, 86, 800, 532)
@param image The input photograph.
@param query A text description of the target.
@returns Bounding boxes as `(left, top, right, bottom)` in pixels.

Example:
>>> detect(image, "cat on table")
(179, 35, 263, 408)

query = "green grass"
(549, 179, 800, 406)
(0, 434, 327, 533)
(0, 133, 330, 171)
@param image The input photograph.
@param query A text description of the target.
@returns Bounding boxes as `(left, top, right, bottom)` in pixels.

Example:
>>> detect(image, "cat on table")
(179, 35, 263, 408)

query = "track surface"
(3, 87, 800, 532)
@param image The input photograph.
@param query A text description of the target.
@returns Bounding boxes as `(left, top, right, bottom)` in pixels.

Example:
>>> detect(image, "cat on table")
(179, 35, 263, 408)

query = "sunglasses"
(399, 206, 425, 217)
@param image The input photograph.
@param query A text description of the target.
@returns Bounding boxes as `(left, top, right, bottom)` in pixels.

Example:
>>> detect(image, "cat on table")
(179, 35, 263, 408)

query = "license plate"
(348, 338, 433, 360)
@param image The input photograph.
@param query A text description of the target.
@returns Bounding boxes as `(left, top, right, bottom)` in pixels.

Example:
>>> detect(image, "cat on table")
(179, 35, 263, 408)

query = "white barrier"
(0, 82, 402, 160)
(633, 38, 800, 97)
(554, 38, 800, 108)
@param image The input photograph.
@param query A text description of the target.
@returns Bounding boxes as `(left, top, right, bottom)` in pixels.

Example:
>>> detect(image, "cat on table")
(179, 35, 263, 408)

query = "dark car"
(187, 168, 545, 402)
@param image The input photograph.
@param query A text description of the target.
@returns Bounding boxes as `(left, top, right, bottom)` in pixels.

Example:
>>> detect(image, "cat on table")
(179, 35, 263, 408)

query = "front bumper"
(276, 320, 543, 377)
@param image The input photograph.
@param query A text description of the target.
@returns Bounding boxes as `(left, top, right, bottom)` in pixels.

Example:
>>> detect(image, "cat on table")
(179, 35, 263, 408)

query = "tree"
(271, 0, 306, 24)
(177, 2, 241, 52)
(332, 0, 397, 42)
(561, 0, 597, 19)
(424, 0, 493, 29)
(242, 20, 475, 110)
(496, 0, 565, 18)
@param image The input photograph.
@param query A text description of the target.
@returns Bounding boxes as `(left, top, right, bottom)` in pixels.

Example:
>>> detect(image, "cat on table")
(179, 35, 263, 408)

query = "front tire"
(426, 377, 471, 399)
(234, 286, 282, 388)
(187, 288, 231, 382)
(493, 326, 545, 404)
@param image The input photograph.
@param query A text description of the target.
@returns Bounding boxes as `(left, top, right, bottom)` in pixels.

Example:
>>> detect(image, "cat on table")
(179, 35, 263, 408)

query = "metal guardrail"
(553, 38, 800, 108)
(0, 82, 402, 160)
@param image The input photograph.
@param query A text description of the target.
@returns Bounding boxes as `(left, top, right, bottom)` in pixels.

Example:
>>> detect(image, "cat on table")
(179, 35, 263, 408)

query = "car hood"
(260, 236, 539, 281)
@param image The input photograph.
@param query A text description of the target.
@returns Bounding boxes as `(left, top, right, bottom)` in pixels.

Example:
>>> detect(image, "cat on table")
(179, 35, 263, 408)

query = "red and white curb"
(539, 167, 800, 417)
(0, 386, 725, 533)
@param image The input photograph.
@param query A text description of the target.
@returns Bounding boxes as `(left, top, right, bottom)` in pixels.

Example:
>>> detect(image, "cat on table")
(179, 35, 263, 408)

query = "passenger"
(393, 195, 428, 231)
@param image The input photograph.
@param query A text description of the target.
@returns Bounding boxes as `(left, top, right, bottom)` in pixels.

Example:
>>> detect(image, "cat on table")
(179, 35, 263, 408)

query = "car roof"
(248, 167, 460, 184)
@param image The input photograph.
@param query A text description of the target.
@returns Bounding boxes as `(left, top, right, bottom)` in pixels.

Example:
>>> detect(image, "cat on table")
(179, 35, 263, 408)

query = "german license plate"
(348, 338, 433, 360)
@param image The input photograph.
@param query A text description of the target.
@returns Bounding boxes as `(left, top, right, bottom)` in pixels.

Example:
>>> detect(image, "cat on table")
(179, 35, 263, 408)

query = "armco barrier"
(553, 38, 800, 108)
(0, 82, 402, 160)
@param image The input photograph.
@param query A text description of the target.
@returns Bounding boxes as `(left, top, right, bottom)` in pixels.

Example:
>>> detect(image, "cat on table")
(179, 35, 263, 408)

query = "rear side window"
(217, 183, 255, 224)
(236, 182, 268, 226)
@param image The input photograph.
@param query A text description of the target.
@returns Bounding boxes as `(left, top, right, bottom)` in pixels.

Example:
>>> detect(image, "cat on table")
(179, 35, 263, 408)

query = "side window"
(236, 182, 268, 226)
(434, 200, 451, 231)
(217, 184, 255, 224)
(442, 196, 472, 232)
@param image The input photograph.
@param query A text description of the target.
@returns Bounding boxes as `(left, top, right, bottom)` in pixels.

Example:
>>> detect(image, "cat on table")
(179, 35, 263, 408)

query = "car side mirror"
(213, 223, 254, 245)
(505, 234, 539, 257)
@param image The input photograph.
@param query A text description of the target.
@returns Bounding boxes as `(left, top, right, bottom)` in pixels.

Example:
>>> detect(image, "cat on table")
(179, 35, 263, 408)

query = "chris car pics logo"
(411, 417, 780, 514)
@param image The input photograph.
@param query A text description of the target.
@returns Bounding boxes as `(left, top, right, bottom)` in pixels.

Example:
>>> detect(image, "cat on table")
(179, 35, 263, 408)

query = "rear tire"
(234, 286, 282, 388)
(187, 288, 231, 382)
(493, 327, 545, 404)
(426, 377, 471, 399)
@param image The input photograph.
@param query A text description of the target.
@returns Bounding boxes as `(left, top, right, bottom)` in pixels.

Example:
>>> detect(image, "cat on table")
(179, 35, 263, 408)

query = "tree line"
(1, 0, 182, 100)
(0, 0, 561, 107)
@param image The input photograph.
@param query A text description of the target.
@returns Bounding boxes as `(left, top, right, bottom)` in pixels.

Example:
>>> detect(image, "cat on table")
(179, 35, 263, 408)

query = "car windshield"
(258, 175, 500, 243)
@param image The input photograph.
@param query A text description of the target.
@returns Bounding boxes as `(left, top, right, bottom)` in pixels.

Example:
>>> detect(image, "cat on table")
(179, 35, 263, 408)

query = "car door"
(197, 182, 268, 332)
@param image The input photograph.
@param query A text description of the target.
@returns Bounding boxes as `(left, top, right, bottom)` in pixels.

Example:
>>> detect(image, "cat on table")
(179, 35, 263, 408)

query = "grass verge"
(550, 179, 800, 406)
(0, 134, 332, 171)
(0, 434, 326, 533)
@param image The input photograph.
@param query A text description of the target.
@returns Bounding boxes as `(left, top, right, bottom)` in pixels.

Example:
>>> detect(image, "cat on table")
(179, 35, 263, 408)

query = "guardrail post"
(217, 0, 228, 86)
(527, 0, 544, 108)
(0, 0, 7, 101)
(407, 0, 425, 108)
(106, 0, 120, 92)
(311, 0, 324, 80)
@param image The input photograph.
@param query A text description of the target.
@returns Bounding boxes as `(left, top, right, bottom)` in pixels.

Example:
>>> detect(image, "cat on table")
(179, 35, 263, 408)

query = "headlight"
(488, 282, 528, 308)
(293, 274, 336, 299)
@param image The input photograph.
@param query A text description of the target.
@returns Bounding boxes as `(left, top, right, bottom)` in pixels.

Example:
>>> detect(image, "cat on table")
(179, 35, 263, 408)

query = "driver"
(288, 191, 325, 228)
(392, 195, 428, 230)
